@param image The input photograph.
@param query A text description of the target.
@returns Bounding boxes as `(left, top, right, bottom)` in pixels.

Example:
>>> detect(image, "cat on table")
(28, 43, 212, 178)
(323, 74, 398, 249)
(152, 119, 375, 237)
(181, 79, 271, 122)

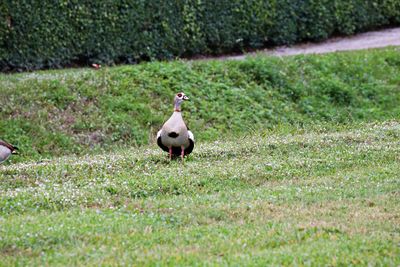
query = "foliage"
(0, 0, 399, 70)
(1, 47, 400, 162)
(0, 121, 399, 265)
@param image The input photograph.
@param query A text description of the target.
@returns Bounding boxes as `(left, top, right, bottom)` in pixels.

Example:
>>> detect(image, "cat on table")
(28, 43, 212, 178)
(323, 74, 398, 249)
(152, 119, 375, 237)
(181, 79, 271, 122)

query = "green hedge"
(1, 0, 399, 71)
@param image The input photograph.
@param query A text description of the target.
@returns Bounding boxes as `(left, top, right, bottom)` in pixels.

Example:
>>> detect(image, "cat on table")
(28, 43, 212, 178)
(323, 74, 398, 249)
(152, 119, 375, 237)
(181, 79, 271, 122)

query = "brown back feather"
(0, 140, 17, 151)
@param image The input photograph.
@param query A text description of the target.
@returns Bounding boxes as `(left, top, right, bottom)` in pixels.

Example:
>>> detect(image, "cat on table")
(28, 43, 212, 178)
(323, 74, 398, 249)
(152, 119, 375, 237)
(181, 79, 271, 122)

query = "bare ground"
(215, 27, 400, 60)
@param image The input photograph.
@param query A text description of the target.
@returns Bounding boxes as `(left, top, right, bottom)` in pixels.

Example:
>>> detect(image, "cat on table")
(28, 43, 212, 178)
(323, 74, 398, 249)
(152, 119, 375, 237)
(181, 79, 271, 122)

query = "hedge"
(1, 0, 399, 71)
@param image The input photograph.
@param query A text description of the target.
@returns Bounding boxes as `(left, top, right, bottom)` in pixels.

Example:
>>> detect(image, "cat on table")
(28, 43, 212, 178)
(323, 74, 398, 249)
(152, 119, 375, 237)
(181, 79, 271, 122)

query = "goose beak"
(183, 95, 190, 101)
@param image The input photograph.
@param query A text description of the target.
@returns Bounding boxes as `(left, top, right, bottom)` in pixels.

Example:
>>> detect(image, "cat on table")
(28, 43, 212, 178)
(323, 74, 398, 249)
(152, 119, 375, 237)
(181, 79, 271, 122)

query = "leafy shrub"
(0, 0, 399, 71)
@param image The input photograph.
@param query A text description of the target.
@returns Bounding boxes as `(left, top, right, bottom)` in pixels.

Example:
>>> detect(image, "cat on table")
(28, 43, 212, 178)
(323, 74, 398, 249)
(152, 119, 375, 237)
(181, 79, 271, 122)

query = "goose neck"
(174, 102, 182, 112)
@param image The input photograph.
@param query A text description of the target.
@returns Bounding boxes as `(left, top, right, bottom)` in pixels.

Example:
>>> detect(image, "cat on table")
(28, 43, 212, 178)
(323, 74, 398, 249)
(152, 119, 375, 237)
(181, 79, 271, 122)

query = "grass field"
(1, 47, 400, 162)
(1, 47, 399, 265)
(1, 121, 399, 265)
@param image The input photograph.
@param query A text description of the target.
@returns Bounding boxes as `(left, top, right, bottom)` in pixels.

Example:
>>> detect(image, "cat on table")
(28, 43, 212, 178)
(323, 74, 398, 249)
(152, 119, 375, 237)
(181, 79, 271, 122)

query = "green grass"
(1, 47, 400, 162)
(0, 48, 399, 265)
(1, 121, 399, 265)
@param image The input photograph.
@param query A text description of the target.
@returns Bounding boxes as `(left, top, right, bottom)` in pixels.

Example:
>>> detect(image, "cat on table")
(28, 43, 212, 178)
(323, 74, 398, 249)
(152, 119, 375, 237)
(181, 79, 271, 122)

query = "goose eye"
(177, 93, 183, 98)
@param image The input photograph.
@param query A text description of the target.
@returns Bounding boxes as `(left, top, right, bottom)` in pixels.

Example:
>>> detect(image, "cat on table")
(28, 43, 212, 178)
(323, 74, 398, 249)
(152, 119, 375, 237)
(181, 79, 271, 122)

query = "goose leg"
(169, 147, 172, 160)
(181, 145, 185, 162)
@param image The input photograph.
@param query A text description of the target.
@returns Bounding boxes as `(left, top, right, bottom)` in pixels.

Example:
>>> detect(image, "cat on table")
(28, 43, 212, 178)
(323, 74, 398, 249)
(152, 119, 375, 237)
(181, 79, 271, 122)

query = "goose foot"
(169, 147, 172, 160)
(181, 146, 185, 163)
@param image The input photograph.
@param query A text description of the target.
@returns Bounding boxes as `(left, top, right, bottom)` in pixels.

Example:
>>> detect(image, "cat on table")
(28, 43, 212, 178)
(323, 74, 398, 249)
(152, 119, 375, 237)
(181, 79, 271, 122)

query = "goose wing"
(184, 130, 195, 155)
(157, 130, 169, 152)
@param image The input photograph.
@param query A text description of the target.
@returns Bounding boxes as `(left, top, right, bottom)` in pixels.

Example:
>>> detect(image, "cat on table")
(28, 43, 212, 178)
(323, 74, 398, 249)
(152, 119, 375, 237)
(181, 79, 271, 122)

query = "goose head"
(174, 92, 189, 111)
(12, 147, 19, 154)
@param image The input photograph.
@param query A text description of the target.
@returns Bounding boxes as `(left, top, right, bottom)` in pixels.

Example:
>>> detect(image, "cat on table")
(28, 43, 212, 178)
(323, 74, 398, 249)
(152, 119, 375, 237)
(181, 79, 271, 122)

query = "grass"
(0, 121, 399, 265)
(1, 47, 400, 161)
(0, 47, 399, 265)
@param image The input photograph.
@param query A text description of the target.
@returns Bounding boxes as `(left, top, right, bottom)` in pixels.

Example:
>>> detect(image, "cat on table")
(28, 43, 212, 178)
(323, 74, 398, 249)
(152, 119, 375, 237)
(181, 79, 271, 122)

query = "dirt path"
(222, 27, 400, 60)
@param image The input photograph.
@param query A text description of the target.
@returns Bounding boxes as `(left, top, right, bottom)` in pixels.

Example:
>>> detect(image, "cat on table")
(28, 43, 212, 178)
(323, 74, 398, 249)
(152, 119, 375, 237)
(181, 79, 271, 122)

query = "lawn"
(1, 47, 400, 162)
(1, 47, 399, 265)
(1, 121, 399, 265)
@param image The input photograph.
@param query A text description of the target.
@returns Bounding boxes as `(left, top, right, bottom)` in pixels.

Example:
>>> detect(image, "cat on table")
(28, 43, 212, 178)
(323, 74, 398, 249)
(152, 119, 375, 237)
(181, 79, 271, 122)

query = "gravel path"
(222, 27, 400, 60)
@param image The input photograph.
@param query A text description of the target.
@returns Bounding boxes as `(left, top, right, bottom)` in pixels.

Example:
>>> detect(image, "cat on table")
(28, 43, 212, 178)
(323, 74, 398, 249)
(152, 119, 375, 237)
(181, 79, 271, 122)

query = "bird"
(157, 92, 194, 161)
(91, 63, 101, 69)
(0, 140, 18, 164)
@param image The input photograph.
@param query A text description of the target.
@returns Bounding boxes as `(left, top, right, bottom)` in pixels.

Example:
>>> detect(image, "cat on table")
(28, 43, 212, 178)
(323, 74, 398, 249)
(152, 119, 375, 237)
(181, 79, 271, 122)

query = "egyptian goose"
(157, 92, 194, 160)
(0, 140, 18, 164)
